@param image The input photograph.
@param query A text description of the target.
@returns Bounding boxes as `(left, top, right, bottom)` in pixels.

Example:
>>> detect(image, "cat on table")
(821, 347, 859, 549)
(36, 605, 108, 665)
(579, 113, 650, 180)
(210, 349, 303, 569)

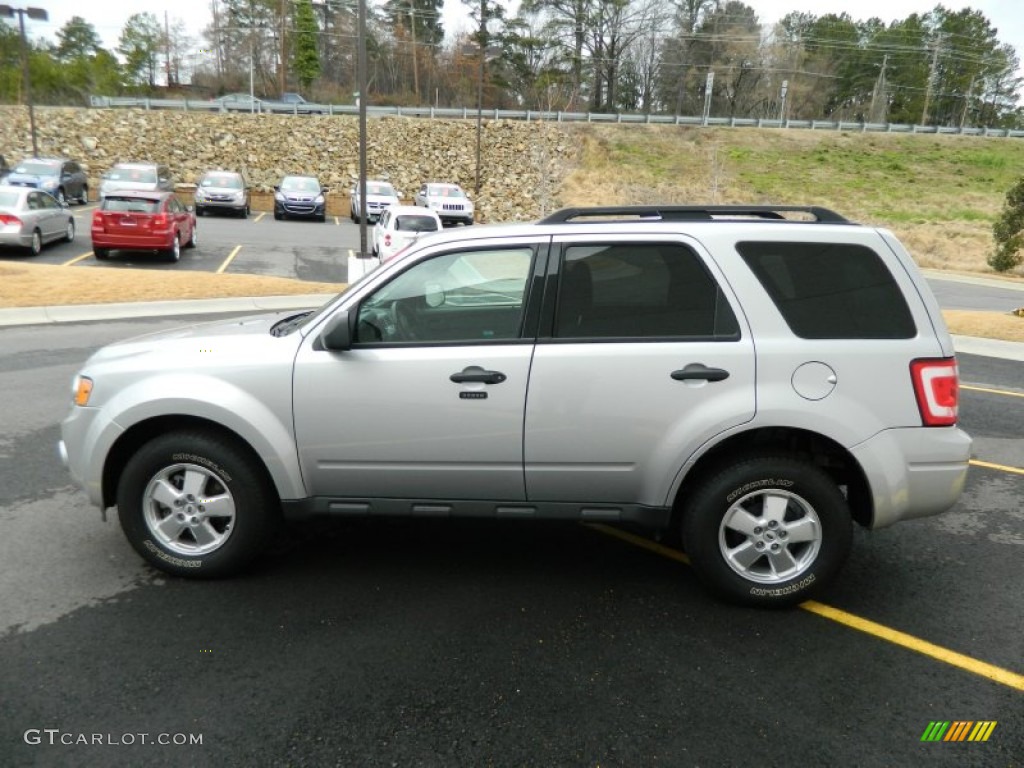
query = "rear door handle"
(450, 366, 507, 385)
(671, 363, 730, 382)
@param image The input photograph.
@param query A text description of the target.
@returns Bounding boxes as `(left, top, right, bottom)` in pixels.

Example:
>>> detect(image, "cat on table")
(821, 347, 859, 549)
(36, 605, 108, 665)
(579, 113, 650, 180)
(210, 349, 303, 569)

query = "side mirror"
(320, 310, 354, 351)
(321, 187, 329, 194)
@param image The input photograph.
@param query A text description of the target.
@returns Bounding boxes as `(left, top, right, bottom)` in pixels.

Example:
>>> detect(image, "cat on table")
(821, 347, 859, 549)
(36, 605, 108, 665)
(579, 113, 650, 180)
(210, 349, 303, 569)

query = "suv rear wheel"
(116, 431, 280, 578)
(682, 456, 852, 607)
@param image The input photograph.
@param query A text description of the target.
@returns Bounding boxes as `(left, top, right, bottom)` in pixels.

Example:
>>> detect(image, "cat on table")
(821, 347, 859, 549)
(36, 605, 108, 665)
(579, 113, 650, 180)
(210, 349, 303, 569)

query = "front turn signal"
(74, 376, 94, 406)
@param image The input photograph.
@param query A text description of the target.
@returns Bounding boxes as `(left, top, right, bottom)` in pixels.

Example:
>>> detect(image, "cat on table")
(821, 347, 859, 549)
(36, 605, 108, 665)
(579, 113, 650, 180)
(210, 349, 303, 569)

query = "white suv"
(59, 205, 971, 606)
(414, 182, 474, 225)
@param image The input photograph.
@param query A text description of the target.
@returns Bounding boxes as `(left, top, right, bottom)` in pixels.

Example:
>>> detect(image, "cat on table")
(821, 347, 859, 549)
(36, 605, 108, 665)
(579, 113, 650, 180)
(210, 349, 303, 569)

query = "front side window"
(554, 242, 739, 340)
(356, 248, 534, 344)
(737, 241, 916, 339)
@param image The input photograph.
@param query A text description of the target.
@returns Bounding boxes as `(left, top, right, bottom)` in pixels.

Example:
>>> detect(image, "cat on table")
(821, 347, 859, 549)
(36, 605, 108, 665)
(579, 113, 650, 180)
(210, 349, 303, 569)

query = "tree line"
(1, 0, 1021, 128)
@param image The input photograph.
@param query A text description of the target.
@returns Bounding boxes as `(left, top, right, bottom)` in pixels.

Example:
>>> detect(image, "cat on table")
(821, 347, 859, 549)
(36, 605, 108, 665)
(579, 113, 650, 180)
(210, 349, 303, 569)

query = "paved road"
(0, 318, 1020, 767)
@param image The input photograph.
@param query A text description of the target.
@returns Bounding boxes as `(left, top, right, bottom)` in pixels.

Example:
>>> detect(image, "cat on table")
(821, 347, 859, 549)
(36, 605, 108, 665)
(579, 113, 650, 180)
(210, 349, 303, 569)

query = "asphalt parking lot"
(0, 208, 1021, 766)
(7, 204, 383, 284)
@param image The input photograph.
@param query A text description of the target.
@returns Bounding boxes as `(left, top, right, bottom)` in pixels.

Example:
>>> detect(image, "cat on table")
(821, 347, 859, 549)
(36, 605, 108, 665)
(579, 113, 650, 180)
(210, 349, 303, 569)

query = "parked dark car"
(91, 191, 197, 262)
(273, 175, 327, 221)
(5, 157, 89, 205)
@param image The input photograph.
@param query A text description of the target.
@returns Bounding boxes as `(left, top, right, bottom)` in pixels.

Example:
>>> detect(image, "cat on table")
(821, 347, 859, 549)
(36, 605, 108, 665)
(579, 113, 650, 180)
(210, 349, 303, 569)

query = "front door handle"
(450, 366, 507, 385)
(671, 363, 730, 382)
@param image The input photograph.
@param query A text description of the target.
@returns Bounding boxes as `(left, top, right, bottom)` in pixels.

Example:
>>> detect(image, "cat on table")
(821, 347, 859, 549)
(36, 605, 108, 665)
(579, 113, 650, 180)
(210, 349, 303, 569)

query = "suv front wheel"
(116, 430, 280, 578)
(682, 456, 852, 608)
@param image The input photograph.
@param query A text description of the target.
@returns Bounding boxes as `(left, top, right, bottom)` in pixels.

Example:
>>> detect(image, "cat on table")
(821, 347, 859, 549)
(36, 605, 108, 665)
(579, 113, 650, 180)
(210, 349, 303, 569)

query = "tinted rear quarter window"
(555, 242, 740, 340)
(737, 241, 916, 339)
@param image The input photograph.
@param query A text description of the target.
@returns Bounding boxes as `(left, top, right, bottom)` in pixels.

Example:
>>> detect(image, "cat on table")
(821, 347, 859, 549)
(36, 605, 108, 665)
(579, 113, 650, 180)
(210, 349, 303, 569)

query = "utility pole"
(921, 33, 943, 126)
(870, 53, 888, 123)
(0, 4, 48, 157)
(279, 0, 286, 95)
(165, 11, 172, 86)
(409, 1, 418, 101)
(474, 0, 487, 196)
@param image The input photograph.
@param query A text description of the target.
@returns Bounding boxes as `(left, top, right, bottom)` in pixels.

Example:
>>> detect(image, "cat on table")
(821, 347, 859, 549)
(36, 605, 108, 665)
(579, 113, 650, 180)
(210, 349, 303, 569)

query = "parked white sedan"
(372, 205, 442, 262)
(0, 185, 75, 255)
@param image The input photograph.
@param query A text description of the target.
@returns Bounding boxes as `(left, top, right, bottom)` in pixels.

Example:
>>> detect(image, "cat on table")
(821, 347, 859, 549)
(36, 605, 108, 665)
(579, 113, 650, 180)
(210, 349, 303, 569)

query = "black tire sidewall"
(682, 456, 853, 607)
(116, 432, 278, 578)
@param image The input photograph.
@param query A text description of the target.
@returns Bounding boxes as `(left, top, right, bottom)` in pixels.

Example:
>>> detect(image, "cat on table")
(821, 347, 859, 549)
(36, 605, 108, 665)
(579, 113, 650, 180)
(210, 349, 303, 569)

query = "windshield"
(367, 183, 396, 197)
(102, 197, 162, 213)
(395, 215, 439, 233)
(0, 190, 20, 207)
(106, 167, 158, 184)
(201, 174, 242, 189)
(430, 186, 465, 198)
(281, 177, 320, 193)
(14, 161, 58, 177)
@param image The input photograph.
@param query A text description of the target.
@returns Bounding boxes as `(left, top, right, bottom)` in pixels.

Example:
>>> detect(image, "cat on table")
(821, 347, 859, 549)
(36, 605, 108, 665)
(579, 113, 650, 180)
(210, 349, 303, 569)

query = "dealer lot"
(0, 214, 1021, 765)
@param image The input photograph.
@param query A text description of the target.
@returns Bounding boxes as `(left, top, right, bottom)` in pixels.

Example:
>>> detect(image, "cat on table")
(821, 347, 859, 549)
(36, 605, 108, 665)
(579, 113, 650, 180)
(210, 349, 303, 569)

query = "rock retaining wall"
(0, 106, 578, 222)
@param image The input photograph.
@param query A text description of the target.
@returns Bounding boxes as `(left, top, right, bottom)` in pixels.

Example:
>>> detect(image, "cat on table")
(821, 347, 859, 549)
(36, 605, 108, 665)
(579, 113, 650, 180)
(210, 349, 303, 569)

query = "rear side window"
(554, 243, 740, 340)
(737, 241, 916, 339)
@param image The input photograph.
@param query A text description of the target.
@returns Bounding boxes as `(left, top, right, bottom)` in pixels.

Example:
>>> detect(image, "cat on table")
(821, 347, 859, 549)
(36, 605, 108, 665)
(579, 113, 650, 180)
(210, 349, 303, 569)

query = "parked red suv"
(91, 191, 197, 262)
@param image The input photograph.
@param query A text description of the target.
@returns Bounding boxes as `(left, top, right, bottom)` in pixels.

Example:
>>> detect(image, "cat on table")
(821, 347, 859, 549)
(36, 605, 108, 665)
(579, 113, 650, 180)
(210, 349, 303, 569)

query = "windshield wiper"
(269, 311, 313, 337)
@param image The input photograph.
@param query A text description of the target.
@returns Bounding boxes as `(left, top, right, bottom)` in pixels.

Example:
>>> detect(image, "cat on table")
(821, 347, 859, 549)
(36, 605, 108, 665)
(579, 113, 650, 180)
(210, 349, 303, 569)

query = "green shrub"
(989, 176, 1024, 272)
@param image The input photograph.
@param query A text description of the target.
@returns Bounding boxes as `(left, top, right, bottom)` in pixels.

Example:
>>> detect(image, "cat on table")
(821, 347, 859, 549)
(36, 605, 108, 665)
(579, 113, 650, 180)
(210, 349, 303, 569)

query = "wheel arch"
(671, 426, 873, 529)
(101, 415, 279, 509)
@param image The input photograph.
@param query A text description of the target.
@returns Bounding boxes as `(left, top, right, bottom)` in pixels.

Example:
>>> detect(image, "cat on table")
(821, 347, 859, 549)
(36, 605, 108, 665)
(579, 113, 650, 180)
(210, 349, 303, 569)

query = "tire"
(64, 218, 75, 243)
(94, 247, 110, 260)
(196, 206, 205, 217)
(274, 210, 282, 221)
(681, 455, 852, 608)
(79, 186, 89, 204)
(27, 229, 42, 256)
(56, 188, 66, 206)
(115, 430, 280, 578)
(167, 235, 181, 262)
(186, 222, 197, 249)
(239, 204, 249, 218)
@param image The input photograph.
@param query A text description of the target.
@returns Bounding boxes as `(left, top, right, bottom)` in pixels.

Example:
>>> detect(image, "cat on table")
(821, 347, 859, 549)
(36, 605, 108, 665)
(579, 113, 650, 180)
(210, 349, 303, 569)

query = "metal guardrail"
(87, 95, 1024, 138)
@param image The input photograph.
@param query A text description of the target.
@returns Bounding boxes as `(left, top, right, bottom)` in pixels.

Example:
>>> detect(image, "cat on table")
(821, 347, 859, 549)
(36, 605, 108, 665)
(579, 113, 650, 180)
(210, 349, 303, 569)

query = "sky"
(11, 0, 1024, 74)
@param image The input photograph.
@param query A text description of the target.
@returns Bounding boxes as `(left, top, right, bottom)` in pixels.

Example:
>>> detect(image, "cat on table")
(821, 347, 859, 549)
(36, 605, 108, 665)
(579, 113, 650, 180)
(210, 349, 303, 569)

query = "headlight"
(194, 191, 206, 201)
(314, 195, 325, 203)
(275, 192, 284, 201)
(73, 375, 94, 406)
(232, 190, 244, 199)
(42, 180, 58, 189)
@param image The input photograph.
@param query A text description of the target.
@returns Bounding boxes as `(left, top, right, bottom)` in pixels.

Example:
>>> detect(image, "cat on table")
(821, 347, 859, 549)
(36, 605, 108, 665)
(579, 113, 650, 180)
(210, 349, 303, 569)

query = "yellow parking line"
(961, 384, 1024, 399)
(970, 459, 1024, 476)
(801, 601, 1024, 692)
(253, 212, 266, 223)
(62, 252, 92, 266)
(585, 522, 1024, 692)
(216, 245, 242, 274)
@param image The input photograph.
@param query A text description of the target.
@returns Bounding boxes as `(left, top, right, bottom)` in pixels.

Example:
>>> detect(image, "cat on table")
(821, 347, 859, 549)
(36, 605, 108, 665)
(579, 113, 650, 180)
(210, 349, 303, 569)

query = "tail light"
(910, 358, 959, 426)
(152, 214, 169, 228)
(0, 214, 22, 227)
(384, 233, 391, 247)
(91, 210, 104, 232)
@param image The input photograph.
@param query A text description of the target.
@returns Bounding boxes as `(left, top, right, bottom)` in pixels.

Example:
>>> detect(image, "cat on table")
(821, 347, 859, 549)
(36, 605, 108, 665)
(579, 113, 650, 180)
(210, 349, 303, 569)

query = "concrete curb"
(952, 335, 1024, 362)
(923, 269, 1024, 293)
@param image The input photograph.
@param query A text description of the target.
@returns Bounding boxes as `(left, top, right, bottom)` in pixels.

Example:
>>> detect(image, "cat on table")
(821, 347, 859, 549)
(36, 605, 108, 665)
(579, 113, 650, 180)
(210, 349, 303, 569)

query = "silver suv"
(59, 205, 971, 606)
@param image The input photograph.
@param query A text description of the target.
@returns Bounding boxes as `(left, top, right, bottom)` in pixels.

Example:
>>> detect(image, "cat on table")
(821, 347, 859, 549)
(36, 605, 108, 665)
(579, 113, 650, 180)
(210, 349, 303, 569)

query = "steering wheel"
(390, 299, 420, 341)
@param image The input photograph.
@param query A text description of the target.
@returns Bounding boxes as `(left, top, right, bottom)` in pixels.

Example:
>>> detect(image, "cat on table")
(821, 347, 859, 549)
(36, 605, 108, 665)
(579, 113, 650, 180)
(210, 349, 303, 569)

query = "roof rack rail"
(538, 205, 851, 224)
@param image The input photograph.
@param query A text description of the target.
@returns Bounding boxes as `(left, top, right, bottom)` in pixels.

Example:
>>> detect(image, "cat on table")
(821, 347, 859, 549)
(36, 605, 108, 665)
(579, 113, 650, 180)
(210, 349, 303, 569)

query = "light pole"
(0, 4, 48, 157)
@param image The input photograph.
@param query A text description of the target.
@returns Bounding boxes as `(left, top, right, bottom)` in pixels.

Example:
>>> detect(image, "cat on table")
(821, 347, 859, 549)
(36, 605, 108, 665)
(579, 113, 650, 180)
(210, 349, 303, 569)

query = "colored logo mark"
(921, 721, 997, 742)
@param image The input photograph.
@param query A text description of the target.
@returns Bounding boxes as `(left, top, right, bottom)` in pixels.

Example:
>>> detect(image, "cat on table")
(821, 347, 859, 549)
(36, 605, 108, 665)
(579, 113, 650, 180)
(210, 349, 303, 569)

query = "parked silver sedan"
(0, 185, 75, 255)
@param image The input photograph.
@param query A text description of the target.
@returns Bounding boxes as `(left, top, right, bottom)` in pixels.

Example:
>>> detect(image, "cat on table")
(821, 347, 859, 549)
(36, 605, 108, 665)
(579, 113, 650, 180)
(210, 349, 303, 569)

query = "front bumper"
(276, 200, 325, 218)
(851, 426, 972, 528)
